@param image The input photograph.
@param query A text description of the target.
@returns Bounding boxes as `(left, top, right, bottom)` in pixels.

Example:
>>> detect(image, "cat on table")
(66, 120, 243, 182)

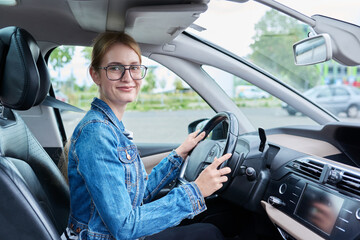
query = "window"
(317, 88, 332, 98)
(202, 65, 317, 129)
(334, 88, 350, 97)
(353, 87, 360, 95)
(48, 46, 214, 144)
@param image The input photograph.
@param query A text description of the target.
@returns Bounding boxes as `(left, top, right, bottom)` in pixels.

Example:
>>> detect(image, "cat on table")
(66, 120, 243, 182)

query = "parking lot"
(61, 107, 359, 143)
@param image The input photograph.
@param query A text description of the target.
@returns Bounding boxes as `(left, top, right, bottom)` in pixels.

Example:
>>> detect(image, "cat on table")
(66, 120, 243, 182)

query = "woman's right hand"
(194, 153, 232, 197)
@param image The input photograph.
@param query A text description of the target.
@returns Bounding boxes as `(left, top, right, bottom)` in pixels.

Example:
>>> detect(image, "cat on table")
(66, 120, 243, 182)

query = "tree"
(249, 10, 320, 90)
(141, 67, 156, 93)
(49, 46, 75, 71)
(49, 46, 75, 89)
(81, 47, 92, 65)
(174, 78, 183, 92)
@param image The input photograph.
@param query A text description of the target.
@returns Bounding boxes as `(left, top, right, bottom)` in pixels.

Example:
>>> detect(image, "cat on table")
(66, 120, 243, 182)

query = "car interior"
(0, 0, 360, 240)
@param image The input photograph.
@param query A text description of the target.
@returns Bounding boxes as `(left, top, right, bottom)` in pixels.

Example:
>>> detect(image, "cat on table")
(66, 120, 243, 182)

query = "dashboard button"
(338, 216, 349, 225)
(339, 208, 353, 221)
(293, 185, 303, 196)
(279, 183, 287, 194)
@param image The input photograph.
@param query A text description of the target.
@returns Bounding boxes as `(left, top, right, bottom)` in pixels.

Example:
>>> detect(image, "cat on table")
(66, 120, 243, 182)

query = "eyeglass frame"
(97, 64, 148, 81)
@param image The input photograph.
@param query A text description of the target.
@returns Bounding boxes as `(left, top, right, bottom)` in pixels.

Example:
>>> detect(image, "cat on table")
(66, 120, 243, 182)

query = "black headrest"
(0, 26, 50, 110)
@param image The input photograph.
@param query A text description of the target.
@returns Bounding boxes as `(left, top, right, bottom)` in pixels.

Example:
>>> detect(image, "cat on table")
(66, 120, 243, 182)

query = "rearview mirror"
(293, 34, 332, 65)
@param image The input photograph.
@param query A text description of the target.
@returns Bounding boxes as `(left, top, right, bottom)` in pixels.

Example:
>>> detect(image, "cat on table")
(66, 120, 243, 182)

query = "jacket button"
(76, 227, 81, 233)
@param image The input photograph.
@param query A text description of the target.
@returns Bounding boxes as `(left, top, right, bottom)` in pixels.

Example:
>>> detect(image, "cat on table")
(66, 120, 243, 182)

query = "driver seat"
(0, 26, 69, 239)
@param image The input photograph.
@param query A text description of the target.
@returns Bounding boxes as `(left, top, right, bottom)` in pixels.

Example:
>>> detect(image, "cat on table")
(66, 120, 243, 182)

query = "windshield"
(188, 0, 360, 123)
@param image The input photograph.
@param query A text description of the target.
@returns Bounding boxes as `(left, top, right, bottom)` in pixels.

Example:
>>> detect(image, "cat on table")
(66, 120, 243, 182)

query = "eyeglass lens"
(106, 65, 146, 80)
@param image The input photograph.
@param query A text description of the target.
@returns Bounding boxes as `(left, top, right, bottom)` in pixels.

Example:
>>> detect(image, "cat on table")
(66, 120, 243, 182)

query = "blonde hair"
(91, 31, 142, 72)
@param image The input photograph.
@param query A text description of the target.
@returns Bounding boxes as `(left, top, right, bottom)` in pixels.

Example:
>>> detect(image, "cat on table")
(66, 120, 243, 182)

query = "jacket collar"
(91, 97, 125, 132)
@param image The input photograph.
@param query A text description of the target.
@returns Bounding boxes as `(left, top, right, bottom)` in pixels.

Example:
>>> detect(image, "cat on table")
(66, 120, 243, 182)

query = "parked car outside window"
(54, 89, 69, 103)
(283, 85, 360, 118)
(236, 85, 270, 99)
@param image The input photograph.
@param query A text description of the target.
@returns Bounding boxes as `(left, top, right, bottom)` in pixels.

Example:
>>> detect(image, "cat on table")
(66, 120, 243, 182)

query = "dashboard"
(223, 123, 360, 240)
(264, 156, 360, 239)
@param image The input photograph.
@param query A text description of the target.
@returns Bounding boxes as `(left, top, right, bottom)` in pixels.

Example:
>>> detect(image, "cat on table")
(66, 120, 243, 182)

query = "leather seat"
(0, 26, 69, 239)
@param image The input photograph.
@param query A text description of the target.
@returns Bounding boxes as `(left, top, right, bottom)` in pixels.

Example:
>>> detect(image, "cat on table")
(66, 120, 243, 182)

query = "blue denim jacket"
(67, 98, 206, 240)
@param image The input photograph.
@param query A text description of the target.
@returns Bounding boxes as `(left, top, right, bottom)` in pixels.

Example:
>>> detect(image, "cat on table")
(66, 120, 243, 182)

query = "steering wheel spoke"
(178, 112, 239, 193)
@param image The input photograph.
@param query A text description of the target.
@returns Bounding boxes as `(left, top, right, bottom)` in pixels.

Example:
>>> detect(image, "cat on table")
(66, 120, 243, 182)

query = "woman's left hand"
(175, 130, 206, 159)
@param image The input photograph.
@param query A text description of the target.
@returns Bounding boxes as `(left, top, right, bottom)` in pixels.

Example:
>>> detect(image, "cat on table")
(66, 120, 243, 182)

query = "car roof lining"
(0, 0, 209, 46)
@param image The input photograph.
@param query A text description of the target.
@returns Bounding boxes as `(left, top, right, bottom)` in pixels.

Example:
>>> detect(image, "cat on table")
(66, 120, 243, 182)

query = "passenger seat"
(0, 26, 69, 239)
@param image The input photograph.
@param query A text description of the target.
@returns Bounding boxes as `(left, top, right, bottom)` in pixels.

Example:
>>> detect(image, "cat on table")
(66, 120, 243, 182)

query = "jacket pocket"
(118, 144, 138, 164)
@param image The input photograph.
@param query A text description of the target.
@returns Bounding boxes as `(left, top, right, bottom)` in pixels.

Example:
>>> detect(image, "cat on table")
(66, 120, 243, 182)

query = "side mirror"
(293, 33, 332, 65)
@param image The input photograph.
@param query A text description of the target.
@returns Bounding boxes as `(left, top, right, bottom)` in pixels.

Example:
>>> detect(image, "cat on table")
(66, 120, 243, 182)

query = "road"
(61, 108, 360, 143)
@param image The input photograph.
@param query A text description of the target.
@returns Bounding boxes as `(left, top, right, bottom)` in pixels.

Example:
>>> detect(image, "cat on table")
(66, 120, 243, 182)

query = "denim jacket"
(67, 98, 206, 240)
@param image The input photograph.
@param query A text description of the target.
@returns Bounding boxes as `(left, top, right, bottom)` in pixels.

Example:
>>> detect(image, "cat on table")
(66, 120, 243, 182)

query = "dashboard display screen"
(295, 184, 344, 235)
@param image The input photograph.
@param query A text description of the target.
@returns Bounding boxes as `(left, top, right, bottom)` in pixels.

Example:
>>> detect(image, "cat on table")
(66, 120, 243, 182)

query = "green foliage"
(174, 78, 184, 91)
(81, 47, 92, 65)
(249, 10, 320, 91)
(49, 46, 75, 71)
(63, 83, 98, 110)
(141, 67, 156, 93)
(126, 92, 209, 111)
(234, 97, 281, 108)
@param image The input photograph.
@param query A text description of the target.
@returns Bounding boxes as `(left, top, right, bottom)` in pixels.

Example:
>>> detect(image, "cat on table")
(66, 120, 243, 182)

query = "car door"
(332, 87, 351, 114)
(313, 87, 334, 113)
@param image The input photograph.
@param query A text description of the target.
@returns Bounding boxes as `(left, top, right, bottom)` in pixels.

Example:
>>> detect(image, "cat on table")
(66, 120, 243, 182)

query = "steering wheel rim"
(178, 111, 239, 192)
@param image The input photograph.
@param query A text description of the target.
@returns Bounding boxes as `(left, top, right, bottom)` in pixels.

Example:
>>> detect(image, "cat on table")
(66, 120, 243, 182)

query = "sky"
(50, 0, 360, 89)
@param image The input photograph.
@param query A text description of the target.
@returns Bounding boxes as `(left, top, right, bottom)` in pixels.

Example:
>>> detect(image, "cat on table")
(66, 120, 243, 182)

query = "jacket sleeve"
(142, 150, 184, 203)
(75, 122, 206, 240)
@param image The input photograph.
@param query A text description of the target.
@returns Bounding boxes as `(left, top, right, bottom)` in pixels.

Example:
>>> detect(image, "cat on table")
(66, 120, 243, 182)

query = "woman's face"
(91, 43, 142, 109)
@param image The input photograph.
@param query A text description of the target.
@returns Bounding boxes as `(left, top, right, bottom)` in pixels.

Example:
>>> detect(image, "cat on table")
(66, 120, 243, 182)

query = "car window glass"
(317, 88, 332, 98)
(48, 46, 214, 143)
(353, 88, 360, 95)
(202, 65, 317, 129)
(334, 88, 349, 97)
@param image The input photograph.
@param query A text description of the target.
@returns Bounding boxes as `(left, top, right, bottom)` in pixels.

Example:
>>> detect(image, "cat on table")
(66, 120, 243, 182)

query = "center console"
(264, 157, 360, 239)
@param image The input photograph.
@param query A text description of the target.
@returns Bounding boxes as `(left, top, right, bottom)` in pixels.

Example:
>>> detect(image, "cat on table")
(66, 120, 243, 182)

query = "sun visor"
(125, 4, 207, 45)
(67, 0, 108, 32)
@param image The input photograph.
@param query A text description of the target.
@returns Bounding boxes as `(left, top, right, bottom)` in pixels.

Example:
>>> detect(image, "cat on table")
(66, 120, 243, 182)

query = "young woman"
(64, 32, 232, 240)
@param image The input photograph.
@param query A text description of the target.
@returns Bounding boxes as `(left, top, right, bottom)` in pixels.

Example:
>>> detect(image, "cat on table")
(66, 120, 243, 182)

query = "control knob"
(245, 167, 257, 181)
(268, 196, 286, 208)
(327, 169, 342, 184)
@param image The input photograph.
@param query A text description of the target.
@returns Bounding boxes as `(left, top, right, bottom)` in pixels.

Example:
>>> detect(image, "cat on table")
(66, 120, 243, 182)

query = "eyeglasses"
(98, 65, 147, 81)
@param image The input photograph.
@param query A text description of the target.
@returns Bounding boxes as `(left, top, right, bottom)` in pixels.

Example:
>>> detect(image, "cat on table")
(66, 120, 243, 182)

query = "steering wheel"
(178, 111, 239, 192)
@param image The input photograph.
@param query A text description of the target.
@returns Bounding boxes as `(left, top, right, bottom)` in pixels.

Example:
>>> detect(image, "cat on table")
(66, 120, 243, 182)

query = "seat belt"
(42, 96, 85, 113)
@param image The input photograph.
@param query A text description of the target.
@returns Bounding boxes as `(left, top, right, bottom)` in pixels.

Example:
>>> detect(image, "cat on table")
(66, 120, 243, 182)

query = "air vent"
(337, 171, 360, 196)
(288, 159, 324, 180)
